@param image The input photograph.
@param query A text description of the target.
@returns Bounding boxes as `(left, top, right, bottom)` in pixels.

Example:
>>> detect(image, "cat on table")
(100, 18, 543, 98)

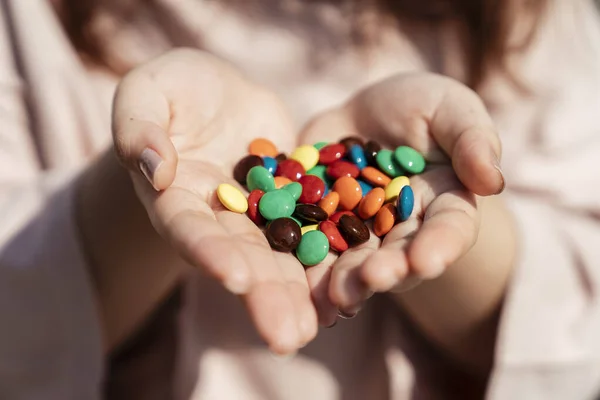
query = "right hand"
(112, 48, 317, 355)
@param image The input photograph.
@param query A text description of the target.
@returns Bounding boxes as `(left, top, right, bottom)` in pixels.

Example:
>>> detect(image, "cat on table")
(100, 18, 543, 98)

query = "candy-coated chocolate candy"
(233, 155, 264, 185)
(319, 220, 349, 252)
(307, 165, 328, 183)
(333, 176, 362, 210)
(327, 160, 360, 180)
(247, 189, 266, 225)
(290, 216, 303, 227)
(275, 159, 305, 181)
(330, 210, 355, 224)
(318, 192, 339, 216)
(263, 156, 278, 175)
(373, 203, 397, 237)
(314, 141, 329, 150)
(394, 146, 426, 174)
(294, 204, 328, 223)
(258, 189, 296, 220)
(265, 218, 302, 252)
(274, 176, 293, 189)
(275, 153, 287, 163)
(290, 145, 320, 171)
(319, 143, 346, 165)
(358, 179, 373, 196)
(296, 230, 329, 266)
(249, 138, 278, 157)
(376, 149, 404, 177)
(216, 183, 248, 213)
(301, 224, 319, 235)
(339, 136, 364, 151)
(364, 140, 382, 167)
(282, 182, 302, 201)
(246, 166, 276, 192)
(348, 144, 367, 169)
(298, 175, 325, 204)
(384, 176, 410, 202)
(357, 187, 385, 220)
(397, 185, 414, 222)
(338, 215, 370, 246)
(360, 166, 391, 187)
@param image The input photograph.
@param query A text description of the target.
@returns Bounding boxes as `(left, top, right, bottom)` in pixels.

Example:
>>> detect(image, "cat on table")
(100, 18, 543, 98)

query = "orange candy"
(274, 176, 292, 189)
(333, 177, 362, 211)
(318, 192, 340, 216)
(360, 166, 391, 187)
(248, 138, 278, 157)
(373, 203, 398, 237)
(357, 187, 385, 220)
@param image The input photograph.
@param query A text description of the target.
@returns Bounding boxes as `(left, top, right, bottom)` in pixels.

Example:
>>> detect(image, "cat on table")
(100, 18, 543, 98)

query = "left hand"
(299, 73, 505, 326)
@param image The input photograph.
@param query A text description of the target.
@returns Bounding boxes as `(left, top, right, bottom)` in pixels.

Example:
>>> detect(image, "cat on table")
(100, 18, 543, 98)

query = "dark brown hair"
(57, 0, 547, 90)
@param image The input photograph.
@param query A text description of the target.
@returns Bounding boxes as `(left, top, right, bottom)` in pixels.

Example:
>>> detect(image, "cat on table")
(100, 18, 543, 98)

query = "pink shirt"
(1, 0, 600, 399)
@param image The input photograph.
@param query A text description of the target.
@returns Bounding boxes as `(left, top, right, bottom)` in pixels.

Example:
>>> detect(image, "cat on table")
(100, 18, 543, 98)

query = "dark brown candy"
(266, 218, 302, 252)
(339, 136, 364, 151)
(294, 204, 328, 223)
(233, 155, 264, 185)
(275, 153, 287, 163)
(364, 140, 382, 167)
(338, 215, 370, 246)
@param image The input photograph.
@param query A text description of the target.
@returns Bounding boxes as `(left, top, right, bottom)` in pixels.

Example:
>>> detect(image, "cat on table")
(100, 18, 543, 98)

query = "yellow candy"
(290, 145, 320, 171)
(301, 224, 318, 235)
(217, 183, 248, 213)
(384, 176, 410, 202)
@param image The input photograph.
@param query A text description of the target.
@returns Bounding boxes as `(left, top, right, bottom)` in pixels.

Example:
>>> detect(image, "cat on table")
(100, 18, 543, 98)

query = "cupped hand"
(299, 73, 505, 326)
(112, 49, 317, 354)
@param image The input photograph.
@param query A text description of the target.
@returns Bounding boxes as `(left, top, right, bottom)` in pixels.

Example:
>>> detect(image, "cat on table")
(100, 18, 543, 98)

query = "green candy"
(295, 230, 329, 266)
(307, 165, 328, 182)
(376, 149, 404, 178)
(246, 166, 275, 192)
(258, 189, 296, 220)
(394, 146, 426, 174)
(313, 141, 329, 150)
(282, 182, 302, 201)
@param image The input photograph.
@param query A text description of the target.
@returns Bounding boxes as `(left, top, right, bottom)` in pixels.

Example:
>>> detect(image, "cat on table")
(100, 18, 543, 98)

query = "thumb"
(112, 71, 178, 191)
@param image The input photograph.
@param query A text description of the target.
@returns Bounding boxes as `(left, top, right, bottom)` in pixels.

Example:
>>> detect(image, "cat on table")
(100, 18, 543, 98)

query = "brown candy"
(294, 204, 328, 223)
(338, 215, 370, 246)
(364, 140, 382, 167)
(233, 155, 264, 185)
(265, 218, 302, 252)
(339, 136, 364, 151)
(275, 153, 287, 163)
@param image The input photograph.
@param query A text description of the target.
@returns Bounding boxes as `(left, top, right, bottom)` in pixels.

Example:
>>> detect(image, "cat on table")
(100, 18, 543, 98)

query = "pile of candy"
(216, 137, 426, 266)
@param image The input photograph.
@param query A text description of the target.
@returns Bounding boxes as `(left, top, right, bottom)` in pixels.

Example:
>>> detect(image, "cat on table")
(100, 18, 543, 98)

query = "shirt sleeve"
(487, 1, 600, 398)
(0, 6, 103, 400)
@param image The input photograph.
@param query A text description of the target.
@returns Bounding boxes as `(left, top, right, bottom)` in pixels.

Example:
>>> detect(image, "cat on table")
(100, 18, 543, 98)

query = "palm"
(299, 73, 503, 324)
(114, 49, 315, 354)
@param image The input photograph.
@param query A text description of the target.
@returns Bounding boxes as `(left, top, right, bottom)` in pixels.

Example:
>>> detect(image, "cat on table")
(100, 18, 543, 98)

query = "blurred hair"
(57, 0, 547, 90)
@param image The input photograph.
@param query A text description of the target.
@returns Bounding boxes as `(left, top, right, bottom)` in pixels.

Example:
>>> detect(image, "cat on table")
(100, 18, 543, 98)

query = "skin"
(78, 49, 516, 372)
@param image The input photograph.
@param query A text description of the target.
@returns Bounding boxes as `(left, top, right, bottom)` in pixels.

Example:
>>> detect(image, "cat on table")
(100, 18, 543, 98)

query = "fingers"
(305, 253, 339, 327)
(112, 69, 178, 191)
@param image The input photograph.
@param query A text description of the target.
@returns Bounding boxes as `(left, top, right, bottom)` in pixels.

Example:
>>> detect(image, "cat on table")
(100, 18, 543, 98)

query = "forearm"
(75, 148, 187, 353)
(394, 195, 517, 373)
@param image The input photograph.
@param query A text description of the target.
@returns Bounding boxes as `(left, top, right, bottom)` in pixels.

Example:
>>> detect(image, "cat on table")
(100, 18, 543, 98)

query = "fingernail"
(337, 306, 361, 319)
(139, 148, 163, 191)
(494, 165, 506, 195)
(269, 350, 297, 362)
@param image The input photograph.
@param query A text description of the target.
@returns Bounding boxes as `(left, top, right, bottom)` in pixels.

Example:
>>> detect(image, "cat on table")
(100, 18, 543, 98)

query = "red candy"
(319, 220, 349, 252)
(318, 144, 346, 165)
(297, 175, 325, 204)
(276, 159, 306, 181)
(327, 160, 360, 180)
(247, 189, 266, 225)
(330, 210, 356, 224)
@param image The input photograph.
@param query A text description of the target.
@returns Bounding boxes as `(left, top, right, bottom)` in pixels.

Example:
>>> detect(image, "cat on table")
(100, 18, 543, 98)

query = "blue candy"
(397, 185, 414, 222)
(349, 144, 367, 170)
(262, 156, 278, 175)
(357, 179, 373, 196)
